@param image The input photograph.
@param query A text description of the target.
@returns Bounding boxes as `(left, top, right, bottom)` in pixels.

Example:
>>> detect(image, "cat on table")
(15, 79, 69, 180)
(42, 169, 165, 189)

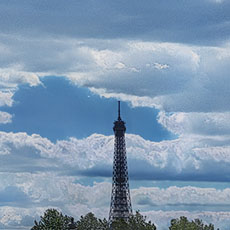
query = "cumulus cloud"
(158, 111, 230, 136)
(0, 112, 12, 124)
(1, 131, 230, 182)
(0, 172, 111, 228)
(0, 33, 230, 116)
(0, 206, 47, 229)
(0, 91, 14, 107)
(0, 130, 230, 228)
(68, 41, 200, 98)
(0, 66, 41, 109)
(0, 131, 113, 173)
(0, 67, 41, 88)
(66, 41, 230, 114)
(1, 174, 230, 229)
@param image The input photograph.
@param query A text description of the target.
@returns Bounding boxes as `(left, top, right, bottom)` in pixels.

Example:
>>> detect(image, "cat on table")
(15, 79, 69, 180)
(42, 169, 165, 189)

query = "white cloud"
(154, 62, 169, 70)
(0, 131, 113, 172)
(0, 206, 52, 229)
(68, 41, 200, 99)
(68, 42, 230, 115)
(0, 34, 230, 116)
(0, 131, 55, 158)
(0, 68, 41, 88)
(63, 41, 230, 116)
(0, 91, 14, 107)
(0, 172, 111, 228)
(0, 66, 41, 109)
(1, 174, 230, 229)
(0, 130, 230, 228)
(209, 0, 225, 3)
(0, 111, 12, 124)
(158, 111, 230, 136)
(0, 131, 230, 182)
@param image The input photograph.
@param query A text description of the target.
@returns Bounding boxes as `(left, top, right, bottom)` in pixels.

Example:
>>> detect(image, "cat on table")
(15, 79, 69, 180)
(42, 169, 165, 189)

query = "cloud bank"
(0, 0, 229, 44)
(1, 172, 230, 229)
(0, 131, 230, 182)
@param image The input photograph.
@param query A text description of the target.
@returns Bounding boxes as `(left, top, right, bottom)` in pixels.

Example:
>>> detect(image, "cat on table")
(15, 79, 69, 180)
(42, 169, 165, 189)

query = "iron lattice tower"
(109, 101, 132, 223)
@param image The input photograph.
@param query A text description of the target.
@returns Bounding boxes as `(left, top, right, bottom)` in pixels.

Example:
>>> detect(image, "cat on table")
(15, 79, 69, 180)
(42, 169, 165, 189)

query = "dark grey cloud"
(0, 145, 60, 173)
(20, 215, 35, 227)
(128, 158, 230, 183)
(0, 0, 229, 45)
(68, 157, 230, 183)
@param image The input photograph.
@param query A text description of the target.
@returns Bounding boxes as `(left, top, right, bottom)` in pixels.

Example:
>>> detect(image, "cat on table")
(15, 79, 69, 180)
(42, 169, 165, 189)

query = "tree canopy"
(111, 211, 156, 230)
(76, 212, 108, 230)
(31, 209, 218, 230)
(31, 209, 72, 230)
(169, 216, 216, 230)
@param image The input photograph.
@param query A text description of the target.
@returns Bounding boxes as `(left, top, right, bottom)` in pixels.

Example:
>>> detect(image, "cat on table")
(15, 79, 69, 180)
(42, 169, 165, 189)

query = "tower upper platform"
(113, 101, 126, 136)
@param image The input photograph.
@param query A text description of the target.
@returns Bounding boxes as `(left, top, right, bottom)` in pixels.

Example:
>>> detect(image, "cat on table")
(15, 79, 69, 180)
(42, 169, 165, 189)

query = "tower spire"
(118, 101, 121, 121)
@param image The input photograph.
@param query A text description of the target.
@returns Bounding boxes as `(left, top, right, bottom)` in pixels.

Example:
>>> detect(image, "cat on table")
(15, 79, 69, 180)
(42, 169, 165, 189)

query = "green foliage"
(111, 211, 156, 230)
(31, 209, 72, 230)
(128, 211, 157, 230)
(111, 218, 128, 230)
(76, 212, 109, 230)
(169, 216, 215, 230)
(31, 209, 219, 230)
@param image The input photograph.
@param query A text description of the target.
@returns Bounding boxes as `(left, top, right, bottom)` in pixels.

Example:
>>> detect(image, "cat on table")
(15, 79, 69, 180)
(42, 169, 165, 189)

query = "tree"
(76, 212, 109, 230)
(127, 211, 156, 230)
(76, 211, 156, 230)
(169, 216, 215, 230)
(111, 211, 156, 230)
(31, 209, 73, 230)
(110, 218, 128, 230)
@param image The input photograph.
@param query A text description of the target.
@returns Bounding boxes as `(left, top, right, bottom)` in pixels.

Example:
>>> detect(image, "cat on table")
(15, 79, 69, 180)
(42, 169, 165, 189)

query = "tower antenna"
(118, 101, 121, 120)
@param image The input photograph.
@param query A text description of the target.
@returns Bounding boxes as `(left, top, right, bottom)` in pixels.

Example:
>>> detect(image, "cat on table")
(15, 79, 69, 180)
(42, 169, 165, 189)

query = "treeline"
(31, 208, 218, 230)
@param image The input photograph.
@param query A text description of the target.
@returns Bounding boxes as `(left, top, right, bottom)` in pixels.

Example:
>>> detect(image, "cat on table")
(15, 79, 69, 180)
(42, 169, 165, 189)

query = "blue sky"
(1, 76, 171, 142)
(0, 1, 230, 229)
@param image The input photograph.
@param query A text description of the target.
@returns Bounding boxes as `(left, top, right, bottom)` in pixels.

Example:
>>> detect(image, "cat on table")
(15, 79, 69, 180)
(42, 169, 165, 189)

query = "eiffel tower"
(109, 101, 132, 223)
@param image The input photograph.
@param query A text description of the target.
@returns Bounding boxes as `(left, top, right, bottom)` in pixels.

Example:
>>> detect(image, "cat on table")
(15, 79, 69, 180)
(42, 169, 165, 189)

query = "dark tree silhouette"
(76, 212, 108, 230)
(111, 211, 156, 230)
(169, 216, 216, 230)
(31, 209, 73, 230)
(31, 209, 219, 230)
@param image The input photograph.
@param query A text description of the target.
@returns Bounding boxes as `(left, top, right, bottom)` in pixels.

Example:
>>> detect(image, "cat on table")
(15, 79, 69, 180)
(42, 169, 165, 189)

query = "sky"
(0, 0, 230, 229)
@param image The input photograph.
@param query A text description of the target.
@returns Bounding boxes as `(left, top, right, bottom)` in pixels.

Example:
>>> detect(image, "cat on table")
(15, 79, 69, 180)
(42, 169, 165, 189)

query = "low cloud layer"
(0, 131, 230, 182)
(1, 174, 230, 229)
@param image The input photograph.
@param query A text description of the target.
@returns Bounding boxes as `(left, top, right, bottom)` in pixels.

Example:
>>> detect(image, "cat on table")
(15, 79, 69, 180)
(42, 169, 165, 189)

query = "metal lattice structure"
(109, 101, 132, 223)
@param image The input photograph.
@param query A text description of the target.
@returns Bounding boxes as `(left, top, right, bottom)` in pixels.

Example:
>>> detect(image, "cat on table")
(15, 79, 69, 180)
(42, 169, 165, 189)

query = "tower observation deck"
(109, 101, 132, 223)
